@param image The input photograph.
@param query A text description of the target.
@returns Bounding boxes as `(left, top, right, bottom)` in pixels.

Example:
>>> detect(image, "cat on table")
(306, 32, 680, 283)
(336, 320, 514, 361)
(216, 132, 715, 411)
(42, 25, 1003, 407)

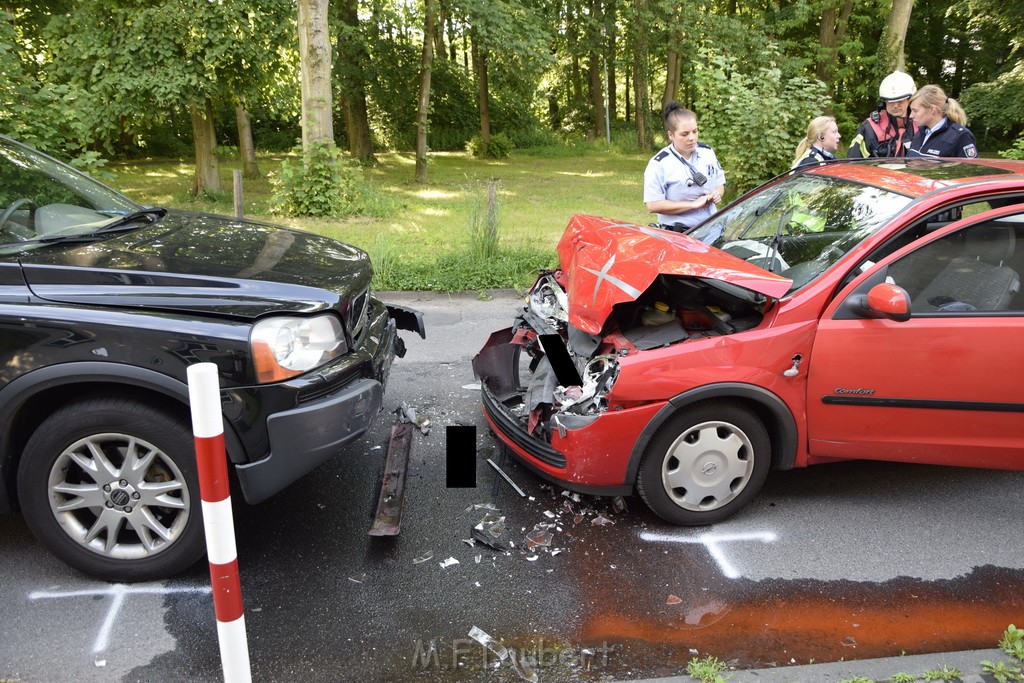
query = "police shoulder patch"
(963, 143, 978, 158)
(697, 142, 711, 149)
(653, 150, 670, 162)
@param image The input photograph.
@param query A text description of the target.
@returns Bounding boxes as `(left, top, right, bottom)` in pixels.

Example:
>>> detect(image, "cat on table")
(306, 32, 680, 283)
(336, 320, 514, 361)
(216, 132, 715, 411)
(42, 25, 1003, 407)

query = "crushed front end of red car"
(473, 214, 791, 499)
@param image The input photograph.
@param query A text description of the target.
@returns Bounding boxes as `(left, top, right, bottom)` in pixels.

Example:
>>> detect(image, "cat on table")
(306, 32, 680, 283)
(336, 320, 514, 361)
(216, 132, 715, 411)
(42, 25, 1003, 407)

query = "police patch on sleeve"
(963, 143, 978, 158)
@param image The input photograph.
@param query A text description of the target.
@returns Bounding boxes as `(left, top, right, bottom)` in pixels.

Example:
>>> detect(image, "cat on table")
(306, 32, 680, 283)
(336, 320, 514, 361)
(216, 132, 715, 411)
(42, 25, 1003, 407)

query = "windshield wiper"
(95, 207, 167, 231)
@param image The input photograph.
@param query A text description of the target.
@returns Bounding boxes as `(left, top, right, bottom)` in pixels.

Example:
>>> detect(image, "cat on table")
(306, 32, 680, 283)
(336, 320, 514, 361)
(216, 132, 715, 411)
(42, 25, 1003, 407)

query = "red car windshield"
(690, 174, 912, 292)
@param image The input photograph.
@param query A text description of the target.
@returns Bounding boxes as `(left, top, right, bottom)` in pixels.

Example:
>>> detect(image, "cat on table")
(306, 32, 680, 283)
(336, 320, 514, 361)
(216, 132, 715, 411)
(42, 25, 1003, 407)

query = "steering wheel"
(0, 198, 35, 239)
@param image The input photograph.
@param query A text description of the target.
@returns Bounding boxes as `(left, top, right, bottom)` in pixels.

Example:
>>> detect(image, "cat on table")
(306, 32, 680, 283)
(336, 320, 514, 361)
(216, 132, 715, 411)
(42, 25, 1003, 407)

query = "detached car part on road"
(0, 135, 424, 581)
(475, 159, 1024, 525)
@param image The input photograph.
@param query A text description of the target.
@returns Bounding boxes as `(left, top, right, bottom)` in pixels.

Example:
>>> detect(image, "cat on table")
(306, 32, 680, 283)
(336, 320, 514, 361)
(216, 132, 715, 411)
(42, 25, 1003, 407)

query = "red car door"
(806, 209, 1024, 469)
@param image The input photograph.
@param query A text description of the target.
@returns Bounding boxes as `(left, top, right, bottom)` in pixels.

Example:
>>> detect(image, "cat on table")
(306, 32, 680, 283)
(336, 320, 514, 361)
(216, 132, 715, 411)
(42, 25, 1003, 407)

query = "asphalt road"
(1, 290, 1022, 682)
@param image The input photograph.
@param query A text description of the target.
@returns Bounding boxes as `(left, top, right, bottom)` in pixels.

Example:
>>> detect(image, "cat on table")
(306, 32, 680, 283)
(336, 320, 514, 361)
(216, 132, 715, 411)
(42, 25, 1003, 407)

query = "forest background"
(2, 0, 1024, 291)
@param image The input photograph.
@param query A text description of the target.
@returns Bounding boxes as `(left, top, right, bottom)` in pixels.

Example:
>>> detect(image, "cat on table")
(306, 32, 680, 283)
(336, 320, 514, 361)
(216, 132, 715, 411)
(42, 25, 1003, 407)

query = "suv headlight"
(251, 314, 348, 383)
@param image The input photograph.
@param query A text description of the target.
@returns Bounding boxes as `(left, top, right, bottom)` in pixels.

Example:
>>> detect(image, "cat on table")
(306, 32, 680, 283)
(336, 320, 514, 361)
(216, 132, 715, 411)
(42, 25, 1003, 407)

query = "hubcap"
(46, 433, 190, 560)
(661, 420, 754, 511)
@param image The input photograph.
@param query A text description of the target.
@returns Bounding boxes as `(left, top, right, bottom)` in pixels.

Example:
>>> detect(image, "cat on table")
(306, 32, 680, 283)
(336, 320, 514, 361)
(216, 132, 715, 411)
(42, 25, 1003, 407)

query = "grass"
(686, 655, 730, 682)
(106, 148, 654, 291)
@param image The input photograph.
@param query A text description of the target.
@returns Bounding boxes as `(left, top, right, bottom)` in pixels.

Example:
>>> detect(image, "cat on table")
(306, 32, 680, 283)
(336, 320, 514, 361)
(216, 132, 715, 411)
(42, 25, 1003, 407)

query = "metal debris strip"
(412, 551, 434, 565)
(368, 422, 413, 536)
(468, 626, 508, 661)
(348, 573, 367, 584)
(472, 513, 509, 551)
(395, 403, 431, 435)
(487, 458, 526, 497)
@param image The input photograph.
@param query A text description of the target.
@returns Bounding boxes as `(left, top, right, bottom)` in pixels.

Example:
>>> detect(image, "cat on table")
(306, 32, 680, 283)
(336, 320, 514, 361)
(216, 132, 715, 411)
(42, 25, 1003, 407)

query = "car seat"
(912, 225, 1020, 312)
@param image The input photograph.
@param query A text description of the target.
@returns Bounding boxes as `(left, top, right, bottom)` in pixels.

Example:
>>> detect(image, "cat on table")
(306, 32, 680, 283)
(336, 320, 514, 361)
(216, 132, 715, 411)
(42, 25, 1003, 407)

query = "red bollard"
(187, 362, 252, 683)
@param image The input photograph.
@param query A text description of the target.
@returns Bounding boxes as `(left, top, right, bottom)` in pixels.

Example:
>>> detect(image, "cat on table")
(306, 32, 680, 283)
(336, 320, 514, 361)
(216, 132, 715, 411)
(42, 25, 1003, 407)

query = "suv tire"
(17, 397, 205, 581)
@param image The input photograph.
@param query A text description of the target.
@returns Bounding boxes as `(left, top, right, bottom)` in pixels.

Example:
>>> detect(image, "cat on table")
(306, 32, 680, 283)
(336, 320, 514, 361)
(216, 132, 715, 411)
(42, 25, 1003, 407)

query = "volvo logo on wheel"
(110, 489, 131, 507)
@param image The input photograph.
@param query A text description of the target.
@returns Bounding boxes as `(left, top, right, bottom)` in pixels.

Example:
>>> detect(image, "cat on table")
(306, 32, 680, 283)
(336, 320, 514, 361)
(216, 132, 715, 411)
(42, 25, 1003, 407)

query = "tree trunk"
(816, 0, 854, 86)
(471, 31, 490, 147)
(190, 98, 221, 196)
(235, 102, 260, 178)
(433, 0, 446, 62)
(297, 0, 334, 149)
(337, 0, 377, 163)
(606, 0, 617, 122)
(589, 51, 605, 141)
(416, 0, 436, 182)
(662, 49, 680, 109)
(632, 0, 652, 151)
(877, 0, 914, 75)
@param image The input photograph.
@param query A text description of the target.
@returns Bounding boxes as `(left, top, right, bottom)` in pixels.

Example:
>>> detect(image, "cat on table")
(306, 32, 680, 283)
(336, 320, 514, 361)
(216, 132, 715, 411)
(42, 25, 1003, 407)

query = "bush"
(270, 141, 368, 218)
(999, 134, 1024, 161)
(694, 42, 830, 194)
(467, 132, 513, 159)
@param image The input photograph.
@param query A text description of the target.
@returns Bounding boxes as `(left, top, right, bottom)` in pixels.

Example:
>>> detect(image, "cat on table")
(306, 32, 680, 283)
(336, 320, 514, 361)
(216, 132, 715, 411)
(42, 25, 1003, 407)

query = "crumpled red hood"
(556, 214, 792, 334)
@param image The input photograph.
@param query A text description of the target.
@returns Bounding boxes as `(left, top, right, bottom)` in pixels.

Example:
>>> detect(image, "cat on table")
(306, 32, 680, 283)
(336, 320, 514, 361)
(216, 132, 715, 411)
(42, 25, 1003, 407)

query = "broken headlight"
(529, 273, 568, 326)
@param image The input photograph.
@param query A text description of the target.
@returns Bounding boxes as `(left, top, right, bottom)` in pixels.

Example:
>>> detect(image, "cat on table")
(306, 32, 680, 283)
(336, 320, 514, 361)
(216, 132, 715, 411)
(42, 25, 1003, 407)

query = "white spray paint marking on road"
(640, 530, 778, 579)
(29, 583, 211, 654)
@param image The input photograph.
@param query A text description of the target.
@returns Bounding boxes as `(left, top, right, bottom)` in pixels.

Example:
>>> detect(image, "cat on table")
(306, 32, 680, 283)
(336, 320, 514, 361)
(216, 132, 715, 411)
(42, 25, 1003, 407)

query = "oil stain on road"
(581, 564, 1024, 675)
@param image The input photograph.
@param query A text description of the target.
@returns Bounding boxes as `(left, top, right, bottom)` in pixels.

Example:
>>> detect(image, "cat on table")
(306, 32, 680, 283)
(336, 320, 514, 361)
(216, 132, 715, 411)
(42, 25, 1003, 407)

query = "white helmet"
(879, 71, 916, 102)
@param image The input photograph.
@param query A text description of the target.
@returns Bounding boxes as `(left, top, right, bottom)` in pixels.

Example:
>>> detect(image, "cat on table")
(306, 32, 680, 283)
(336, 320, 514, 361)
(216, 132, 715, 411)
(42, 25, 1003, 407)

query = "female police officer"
(792, 116, 841, 168)
(906, 84, 978, 159)
(644, 102, 725, 231)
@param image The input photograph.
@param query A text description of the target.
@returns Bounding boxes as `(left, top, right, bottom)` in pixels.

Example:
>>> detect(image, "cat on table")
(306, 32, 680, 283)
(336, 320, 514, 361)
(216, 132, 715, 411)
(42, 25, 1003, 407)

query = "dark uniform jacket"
(794, 146, 835, 169)
(846, 110, 915, 158)
(906, 119, 978, 159)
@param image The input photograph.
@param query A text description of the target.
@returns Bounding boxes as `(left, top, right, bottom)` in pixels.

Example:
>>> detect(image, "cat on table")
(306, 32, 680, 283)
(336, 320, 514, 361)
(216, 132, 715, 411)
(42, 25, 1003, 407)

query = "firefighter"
(792, 116, 841, 169)
(906, 84, 978, 159)
(644, 102, 725, 231)
(847, 70, 917, 158)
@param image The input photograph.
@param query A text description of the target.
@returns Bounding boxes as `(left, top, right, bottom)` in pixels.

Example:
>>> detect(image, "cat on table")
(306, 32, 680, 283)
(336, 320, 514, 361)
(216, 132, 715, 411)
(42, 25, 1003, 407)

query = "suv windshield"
(690, 174, 912, 292)
(0, 136, 141, 250)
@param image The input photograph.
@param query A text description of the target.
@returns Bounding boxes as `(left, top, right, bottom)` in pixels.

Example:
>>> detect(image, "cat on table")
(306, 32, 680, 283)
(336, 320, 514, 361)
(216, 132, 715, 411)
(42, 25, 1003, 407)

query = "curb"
(623, 648, 1011, 683)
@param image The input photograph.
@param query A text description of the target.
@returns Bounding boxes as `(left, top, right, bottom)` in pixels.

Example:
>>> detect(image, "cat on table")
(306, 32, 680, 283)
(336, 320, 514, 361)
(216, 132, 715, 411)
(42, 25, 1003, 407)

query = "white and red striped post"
(186, 363, 252, 683)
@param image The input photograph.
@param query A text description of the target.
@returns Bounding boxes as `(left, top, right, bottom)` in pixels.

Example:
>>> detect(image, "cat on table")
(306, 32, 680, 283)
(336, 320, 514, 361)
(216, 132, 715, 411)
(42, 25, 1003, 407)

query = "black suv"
(0, 136, 424, 581)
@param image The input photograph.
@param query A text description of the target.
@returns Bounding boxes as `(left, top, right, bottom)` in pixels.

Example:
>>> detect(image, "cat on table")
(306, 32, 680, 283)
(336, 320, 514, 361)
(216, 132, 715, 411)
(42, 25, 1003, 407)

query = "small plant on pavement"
(981, 659, 1023, 683)
(838, 677, 875, 683)
(687, 655, 729, 683)
(889, 674, 918, 683)
(921, 666, 960, 681)
(1002, 625, 1024, 661)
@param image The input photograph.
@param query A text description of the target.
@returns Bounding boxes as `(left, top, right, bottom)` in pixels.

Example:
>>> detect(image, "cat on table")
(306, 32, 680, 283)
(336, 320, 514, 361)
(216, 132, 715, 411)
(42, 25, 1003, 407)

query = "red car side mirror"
(860, 282, 912, 322)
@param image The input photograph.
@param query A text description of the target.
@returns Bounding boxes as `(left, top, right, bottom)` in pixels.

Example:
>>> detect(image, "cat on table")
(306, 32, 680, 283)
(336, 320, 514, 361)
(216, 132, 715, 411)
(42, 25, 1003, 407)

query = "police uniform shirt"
(643, 143, 725, 229)
(906, 118, 978, 159)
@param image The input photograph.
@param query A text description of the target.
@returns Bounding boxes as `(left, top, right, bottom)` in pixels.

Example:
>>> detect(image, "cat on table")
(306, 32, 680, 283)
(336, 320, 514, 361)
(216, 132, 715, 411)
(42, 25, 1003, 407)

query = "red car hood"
(556, 214, 792, 334)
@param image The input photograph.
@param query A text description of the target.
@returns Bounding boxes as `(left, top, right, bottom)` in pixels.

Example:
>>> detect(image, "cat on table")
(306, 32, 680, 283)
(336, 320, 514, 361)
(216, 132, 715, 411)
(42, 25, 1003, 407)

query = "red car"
(474, 158, 1024, 525)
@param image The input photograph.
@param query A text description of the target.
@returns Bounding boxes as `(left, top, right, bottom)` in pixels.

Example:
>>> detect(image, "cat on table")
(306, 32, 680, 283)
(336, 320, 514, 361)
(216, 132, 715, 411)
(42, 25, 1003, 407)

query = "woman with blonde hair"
(907, 84, 978, 158)
(792, 116, 841, 169)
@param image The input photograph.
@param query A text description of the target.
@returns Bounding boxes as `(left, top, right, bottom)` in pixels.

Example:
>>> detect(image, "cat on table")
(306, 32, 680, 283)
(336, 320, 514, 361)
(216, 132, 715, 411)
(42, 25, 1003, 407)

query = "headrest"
(966, 225, 1015, 265)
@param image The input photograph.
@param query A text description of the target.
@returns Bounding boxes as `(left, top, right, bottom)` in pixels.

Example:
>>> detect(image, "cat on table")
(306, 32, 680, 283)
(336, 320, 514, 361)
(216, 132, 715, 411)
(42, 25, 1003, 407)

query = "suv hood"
(17, 211, 372, 319)
(557, 214, 792, 334)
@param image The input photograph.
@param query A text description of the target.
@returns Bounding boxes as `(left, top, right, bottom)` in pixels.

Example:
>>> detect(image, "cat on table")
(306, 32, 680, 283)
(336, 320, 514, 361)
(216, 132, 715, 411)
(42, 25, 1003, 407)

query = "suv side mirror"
(857, 282, 911, 322)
